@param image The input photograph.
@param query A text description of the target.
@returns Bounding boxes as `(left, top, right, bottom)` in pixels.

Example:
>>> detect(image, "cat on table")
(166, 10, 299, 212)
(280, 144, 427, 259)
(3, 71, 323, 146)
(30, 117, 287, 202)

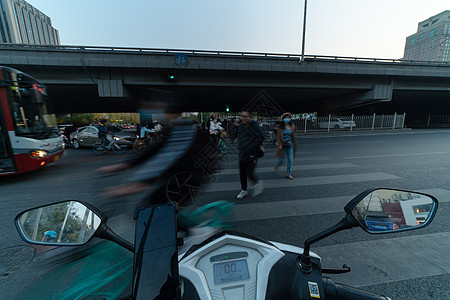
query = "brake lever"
(321, 264, 351, 274)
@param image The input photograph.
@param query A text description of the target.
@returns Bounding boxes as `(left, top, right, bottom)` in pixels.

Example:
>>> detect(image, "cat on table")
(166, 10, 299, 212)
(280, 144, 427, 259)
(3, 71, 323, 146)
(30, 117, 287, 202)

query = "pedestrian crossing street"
(199, 146, 450, 293)
(204, 148, 401, 194)
(206, 172, 400, 192)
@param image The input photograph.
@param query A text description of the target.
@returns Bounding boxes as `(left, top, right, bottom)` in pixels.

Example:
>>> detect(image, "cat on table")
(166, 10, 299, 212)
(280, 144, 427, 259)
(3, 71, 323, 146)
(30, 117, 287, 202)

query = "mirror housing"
(299, 188, 439, 273)
(344, 188, 438, 234)
(15, 200, 107, 246)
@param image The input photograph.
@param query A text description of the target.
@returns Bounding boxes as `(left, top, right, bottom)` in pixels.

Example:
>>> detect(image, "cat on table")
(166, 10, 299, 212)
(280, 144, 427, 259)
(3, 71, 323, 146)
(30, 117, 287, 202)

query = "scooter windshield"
(133, 204, 178, 300)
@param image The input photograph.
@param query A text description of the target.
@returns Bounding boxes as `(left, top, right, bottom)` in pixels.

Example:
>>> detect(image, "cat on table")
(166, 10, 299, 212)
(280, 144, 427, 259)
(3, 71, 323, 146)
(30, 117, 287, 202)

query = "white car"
(318, 118, 356, 129)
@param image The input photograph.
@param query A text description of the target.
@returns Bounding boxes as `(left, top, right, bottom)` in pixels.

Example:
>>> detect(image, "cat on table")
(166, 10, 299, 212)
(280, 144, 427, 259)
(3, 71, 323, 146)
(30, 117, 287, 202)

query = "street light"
(300, 0, 308, 63)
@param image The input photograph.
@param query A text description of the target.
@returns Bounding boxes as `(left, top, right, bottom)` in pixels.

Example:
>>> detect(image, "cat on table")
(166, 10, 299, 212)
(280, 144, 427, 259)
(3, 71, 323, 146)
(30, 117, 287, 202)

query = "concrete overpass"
(1, 44, 450, 115)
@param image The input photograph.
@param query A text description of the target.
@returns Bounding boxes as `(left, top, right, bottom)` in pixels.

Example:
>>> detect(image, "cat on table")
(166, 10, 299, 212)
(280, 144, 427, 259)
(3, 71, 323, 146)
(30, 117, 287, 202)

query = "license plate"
(54, 155, 60, 162)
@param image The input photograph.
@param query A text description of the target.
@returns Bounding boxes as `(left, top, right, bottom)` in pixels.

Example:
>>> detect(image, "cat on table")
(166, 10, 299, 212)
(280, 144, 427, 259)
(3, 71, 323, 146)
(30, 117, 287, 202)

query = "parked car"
(364, 212, 399, 231)
(318, 118, 356, 129)
(70, 126, 137, 149)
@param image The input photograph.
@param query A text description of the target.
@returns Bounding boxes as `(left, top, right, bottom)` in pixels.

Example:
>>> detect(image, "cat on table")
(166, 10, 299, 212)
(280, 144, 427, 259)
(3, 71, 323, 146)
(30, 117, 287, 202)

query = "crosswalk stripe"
(345, 151, 450, 159)
(223, 155, 333, 163)
(219, 163, 358, 175)
(231, 188, 450, 222)
(204, 172, 400, 192)
(314, 232, 450, 288)
(233, 195, 354, 221)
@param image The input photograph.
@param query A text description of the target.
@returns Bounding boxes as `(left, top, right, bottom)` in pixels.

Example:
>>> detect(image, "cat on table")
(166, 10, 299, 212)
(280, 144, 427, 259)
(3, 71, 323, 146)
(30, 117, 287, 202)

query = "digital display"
(213, 259, 250, 284)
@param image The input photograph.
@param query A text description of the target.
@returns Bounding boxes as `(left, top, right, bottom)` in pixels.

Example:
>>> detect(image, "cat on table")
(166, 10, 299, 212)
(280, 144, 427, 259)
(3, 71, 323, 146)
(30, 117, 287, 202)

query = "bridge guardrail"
(1, 43, 449, 65)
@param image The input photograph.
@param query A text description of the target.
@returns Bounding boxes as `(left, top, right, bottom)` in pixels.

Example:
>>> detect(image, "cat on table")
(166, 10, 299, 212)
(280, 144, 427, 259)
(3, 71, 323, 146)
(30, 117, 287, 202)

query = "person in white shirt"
(209, 118, 224, 144)
(140, 124, 153, 139)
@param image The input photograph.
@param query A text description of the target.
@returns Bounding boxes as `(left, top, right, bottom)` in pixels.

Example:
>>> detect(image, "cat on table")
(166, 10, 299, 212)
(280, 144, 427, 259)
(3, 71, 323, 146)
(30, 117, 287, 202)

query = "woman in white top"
(209, 118, 224, 144)
(209, 118, 224, 134)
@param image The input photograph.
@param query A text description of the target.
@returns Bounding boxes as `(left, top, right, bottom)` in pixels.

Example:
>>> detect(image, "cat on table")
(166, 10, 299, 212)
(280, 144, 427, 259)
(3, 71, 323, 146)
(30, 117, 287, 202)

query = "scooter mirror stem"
(299, 214, 357, 273)
(97, 225, 135, 252)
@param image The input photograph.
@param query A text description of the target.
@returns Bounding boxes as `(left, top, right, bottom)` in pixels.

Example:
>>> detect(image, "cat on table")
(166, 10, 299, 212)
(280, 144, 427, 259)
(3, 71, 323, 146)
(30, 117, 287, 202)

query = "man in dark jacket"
(236, 111, 265, 199)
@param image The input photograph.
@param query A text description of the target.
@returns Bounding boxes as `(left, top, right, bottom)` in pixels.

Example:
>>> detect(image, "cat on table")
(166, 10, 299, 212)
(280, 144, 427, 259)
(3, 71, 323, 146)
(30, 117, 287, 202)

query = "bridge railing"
(424, 114, 450, 127)
(1, 43, 449, 65)
(256, 113, 405, 143)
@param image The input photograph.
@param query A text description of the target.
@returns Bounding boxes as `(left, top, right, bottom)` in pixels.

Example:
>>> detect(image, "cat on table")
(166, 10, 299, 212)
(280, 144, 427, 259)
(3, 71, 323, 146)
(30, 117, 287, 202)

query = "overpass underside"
(44, 76, 450, 116)
(26, 65, 447, 115)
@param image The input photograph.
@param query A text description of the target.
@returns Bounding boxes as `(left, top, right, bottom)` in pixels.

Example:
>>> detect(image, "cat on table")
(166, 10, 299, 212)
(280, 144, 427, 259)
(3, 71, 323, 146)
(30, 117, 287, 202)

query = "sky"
(26, 0, 450, 59)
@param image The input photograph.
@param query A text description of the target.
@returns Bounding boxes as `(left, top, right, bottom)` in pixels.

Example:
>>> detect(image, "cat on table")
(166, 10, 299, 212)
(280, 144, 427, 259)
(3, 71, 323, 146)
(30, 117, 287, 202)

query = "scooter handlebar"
(323, 278, 391, 300)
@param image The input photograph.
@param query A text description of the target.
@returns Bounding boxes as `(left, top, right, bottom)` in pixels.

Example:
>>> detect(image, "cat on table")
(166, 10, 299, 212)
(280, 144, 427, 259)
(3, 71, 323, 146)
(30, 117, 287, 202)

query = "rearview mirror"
(15, 201, 104, 246)
(345, 189, 438, 234)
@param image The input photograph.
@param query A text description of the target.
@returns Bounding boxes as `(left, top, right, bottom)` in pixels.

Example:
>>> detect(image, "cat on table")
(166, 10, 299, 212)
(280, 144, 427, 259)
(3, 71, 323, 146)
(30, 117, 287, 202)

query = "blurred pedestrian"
(228, 118, 239, 144)
(275, 112, 297, 180)
(95, 89, 229, 256)
(236, 111, 264, 199)
(96, 90, 213, 208)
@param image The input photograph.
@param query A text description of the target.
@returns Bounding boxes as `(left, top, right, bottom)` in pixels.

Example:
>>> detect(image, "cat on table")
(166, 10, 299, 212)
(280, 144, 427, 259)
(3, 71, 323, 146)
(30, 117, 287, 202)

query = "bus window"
(0, 123, 15, 173)
(6, 72, 58, 139)
(0, 124, 7, 158)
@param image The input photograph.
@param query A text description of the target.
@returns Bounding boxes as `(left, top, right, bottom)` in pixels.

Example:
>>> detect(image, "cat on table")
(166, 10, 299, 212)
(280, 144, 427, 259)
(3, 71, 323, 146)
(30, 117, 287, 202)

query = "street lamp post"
(300, 0, 308, 62)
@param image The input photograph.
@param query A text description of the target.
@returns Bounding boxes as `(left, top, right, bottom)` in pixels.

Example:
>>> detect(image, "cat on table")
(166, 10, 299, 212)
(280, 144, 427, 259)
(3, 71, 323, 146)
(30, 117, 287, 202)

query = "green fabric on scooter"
(19, 241, 132, 300)
(178, 201, 234, 229)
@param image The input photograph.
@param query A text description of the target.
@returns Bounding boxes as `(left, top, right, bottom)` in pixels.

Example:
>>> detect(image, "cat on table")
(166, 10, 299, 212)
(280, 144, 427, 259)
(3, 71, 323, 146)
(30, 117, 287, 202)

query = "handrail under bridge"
(2, 43, 450, 66)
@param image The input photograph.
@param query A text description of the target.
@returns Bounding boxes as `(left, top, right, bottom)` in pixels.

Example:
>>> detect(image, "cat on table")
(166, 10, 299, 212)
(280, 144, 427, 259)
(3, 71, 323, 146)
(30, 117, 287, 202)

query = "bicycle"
(93, 136, 126, 155)
(132, 138, 150, 154)
(132, 131, 162, 153)
(218, 135, 230, 154)
(210, 132, 230, 154)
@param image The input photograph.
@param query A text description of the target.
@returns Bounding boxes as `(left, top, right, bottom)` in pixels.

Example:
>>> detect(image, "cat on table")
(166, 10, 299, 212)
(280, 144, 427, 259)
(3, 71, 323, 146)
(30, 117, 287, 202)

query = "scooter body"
(14, 188, 439, 299)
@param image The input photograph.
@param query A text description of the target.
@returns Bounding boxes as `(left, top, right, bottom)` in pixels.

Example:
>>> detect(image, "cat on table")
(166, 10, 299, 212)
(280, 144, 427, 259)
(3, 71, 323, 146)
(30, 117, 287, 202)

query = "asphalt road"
(0, 129, 449, 299)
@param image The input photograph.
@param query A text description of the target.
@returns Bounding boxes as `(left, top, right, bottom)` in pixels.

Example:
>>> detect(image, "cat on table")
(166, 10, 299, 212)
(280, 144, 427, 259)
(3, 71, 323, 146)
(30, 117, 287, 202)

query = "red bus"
(0, 66, 64, 175)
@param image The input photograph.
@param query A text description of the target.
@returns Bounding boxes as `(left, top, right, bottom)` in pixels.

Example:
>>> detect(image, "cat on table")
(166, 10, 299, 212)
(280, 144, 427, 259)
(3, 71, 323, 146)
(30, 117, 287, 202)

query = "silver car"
(70, 126, 137, 149)
(318, 118, 356, 129)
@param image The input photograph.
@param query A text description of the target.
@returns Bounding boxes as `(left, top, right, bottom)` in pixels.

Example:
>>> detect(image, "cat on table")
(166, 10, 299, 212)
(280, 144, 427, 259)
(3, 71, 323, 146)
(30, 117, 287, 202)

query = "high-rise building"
(0, 0, 59, 45)
(403, 10, 450, 62)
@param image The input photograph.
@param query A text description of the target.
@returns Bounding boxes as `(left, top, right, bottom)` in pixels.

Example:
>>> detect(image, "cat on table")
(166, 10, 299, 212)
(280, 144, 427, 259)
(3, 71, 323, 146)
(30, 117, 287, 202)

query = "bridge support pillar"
(97, 80, 128, 97)
(321, 83, 393, 112)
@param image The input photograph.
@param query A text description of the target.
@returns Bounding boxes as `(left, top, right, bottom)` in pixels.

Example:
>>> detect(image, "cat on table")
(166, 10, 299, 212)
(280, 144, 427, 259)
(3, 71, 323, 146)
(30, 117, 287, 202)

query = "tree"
(58, 113, 95, 126)
(21, 202, 97, 244)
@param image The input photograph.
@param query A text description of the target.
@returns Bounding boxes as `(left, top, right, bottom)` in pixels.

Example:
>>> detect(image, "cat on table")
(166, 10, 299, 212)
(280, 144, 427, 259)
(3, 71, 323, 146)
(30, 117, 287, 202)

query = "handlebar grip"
(323, 278, 391, 300)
